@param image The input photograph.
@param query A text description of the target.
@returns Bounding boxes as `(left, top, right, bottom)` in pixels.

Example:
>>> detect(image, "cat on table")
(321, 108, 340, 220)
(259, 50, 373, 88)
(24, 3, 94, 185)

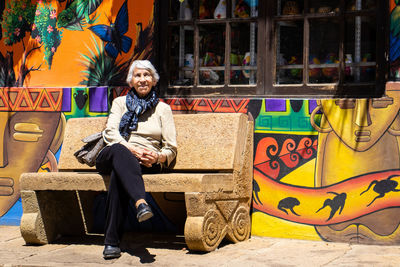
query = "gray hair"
(126, 60, 159, 85)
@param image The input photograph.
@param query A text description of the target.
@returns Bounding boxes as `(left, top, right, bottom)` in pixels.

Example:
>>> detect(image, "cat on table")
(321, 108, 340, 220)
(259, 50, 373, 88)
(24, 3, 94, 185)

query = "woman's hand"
(140, 150, 158, 167)
(125, 144, 146, 159)
(124, 143, 159, 167)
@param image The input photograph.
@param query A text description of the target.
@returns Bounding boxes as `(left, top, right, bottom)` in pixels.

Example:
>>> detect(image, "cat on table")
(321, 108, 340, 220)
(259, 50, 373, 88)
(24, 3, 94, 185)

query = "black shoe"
(103, 245, 121, 259)
(136, 203, 154, 222)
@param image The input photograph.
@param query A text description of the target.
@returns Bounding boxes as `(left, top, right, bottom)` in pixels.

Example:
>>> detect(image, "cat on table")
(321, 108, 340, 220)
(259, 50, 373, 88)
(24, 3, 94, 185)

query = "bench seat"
(21, 172, 234, 193)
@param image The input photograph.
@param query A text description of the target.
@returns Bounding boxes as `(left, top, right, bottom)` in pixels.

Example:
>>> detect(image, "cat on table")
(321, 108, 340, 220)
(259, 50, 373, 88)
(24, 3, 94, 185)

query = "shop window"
(265, 0, 388, 97)
(158, 0, 258, 96)
(157, 0, 388, 97)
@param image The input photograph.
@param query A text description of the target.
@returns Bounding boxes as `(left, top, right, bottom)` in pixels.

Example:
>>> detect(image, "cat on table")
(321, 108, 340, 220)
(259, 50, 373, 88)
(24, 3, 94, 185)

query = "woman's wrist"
(157, 152, 165, 164)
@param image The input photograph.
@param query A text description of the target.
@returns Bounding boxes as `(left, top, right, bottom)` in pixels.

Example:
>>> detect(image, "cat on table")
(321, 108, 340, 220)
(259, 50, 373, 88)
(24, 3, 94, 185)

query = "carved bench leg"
(20, 190, 54, 244)
(184, 192, 228, 251)
(185, 210, 227, 251)
(20, 190, 86, 245)
(225, 203, 251, 243)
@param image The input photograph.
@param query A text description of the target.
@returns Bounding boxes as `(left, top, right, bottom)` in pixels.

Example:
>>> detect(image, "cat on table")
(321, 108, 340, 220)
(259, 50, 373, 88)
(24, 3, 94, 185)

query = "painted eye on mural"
(334, 99, 356, 109)
(372, 96, 394, 108)
(88, 0, 132, 58)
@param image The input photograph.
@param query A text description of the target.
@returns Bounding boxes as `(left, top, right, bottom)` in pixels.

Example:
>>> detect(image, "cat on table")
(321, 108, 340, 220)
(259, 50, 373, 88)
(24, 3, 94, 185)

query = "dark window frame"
(156, 0, 389, 98)
(262, 0, 389, 98)
(157, 0, 260, 97)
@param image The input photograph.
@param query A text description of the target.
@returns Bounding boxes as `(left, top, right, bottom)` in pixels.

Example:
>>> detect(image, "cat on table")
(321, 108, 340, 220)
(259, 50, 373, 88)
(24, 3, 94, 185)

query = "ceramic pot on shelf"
(179, 0, 192, 20)
(214, 0, 226, 19)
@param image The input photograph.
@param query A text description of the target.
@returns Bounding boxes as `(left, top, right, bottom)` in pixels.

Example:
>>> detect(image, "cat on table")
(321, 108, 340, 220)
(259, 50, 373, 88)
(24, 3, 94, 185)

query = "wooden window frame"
(262, 0, 389, 98)
(157, 0, 261, 97)
(156, 0, 389, 98)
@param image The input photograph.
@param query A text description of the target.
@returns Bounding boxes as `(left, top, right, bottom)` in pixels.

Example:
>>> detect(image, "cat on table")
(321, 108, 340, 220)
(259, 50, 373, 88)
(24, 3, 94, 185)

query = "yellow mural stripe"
(253, 169, 400, 225)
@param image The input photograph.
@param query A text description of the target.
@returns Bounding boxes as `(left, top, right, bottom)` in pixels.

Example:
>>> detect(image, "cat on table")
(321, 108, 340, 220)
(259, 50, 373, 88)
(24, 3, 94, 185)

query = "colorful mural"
(252, 84, 400, 244)
(0, 0, 154, 87)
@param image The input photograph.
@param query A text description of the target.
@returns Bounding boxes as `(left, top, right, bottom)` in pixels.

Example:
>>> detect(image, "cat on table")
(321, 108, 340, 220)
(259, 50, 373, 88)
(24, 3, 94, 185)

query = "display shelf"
(275, 0, 376, 85)
(169, 0, 258, 87)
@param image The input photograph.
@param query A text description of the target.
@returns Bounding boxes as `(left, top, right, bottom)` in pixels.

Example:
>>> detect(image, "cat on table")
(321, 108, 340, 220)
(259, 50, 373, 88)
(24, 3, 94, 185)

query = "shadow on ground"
(40, 231, 231, 264)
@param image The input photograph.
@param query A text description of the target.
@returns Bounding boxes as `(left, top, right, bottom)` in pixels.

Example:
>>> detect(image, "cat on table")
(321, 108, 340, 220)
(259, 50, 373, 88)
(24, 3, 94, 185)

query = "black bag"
(74, 132, 105, 167)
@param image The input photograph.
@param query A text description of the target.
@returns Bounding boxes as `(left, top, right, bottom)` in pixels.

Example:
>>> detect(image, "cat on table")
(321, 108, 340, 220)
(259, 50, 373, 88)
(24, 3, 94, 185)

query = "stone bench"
(20, 113, 253, 252)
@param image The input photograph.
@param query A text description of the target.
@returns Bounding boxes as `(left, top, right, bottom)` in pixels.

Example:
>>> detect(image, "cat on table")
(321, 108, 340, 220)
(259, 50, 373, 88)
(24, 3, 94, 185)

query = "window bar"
(225, 21, 232, 85)
(249, 0, 257, 84)
(338, 0, 345, 84)
(354, 0, 362, 82)
(178, 26, 186, 81)
(275, 20, 281, 84)
(277, 0, 281, 16)
(303, 3, 310, 85)
(194, 27, 199, 86)
(178, 2, 185, 81)
(225, 0, 232, 85)
(275, 0, 281, 84)
(194, 0, 199, 86)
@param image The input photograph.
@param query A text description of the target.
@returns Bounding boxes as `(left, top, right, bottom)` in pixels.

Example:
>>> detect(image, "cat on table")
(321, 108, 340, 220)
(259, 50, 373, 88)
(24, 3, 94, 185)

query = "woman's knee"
(109, 143, 140, 165)
(107, 143, 131, 157)
(109, 143, 126, 152)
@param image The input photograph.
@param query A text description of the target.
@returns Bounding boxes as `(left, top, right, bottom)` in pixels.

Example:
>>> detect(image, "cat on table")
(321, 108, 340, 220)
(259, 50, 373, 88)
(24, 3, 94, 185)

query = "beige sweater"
(103, 95, 177, 167)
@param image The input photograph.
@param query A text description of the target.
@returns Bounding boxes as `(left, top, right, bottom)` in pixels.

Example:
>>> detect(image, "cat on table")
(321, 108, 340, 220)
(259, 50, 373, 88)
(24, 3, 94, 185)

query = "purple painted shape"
(89, 87, 108, 112)
(308, 100, 321, 114)
(265, 99, 286, 112)
(62, 88, 71, 112)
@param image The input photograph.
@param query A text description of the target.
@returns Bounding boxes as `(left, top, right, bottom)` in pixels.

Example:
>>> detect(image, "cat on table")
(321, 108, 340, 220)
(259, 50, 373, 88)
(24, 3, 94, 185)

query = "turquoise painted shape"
(255, 99, 320, 134)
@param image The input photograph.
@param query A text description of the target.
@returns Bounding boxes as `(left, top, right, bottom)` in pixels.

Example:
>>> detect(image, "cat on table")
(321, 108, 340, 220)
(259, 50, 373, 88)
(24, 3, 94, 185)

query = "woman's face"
(130, 68, 156, 98)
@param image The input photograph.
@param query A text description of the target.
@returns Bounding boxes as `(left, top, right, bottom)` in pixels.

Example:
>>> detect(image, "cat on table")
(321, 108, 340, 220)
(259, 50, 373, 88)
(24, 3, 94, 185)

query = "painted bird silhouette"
(88, 0, 132, 58)
(278, 197, 300, 216)
(316, 192, 346, 221)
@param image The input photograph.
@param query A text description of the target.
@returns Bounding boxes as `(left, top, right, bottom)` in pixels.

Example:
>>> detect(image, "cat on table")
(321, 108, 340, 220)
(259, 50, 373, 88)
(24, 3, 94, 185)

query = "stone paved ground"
(1, 225, 400, 266)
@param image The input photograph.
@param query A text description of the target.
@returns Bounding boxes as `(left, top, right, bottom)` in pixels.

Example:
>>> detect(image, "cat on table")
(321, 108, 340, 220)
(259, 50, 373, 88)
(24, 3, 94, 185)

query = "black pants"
(96, 143, 161, 246)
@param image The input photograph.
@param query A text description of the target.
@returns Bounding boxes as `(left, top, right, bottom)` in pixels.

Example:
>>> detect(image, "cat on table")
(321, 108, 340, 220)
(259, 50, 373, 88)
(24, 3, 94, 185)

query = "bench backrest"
(58, 113, 248, 172)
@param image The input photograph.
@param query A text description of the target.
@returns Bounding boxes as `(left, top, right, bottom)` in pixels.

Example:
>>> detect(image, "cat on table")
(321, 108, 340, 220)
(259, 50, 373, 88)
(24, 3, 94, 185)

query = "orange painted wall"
(0, 0, 154, 87)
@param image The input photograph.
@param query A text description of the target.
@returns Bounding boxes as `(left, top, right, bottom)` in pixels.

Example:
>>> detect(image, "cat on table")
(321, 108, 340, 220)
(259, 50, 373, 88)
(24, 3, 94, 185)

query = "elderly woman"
(96, 60, 177, 259)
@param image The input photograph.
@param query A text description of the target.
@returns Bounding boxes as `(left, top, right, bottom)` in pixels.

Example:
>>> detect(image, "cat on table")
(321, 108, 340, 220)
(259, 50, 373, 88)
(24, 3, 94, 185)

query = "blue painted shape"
(265, 99, 286, 112)
(62, 88, 71, 112)
(308, 100, 318, 114)
(255, 99, 319, 134)
(0, 198, 22, 226)
(89, 87, 108, 112)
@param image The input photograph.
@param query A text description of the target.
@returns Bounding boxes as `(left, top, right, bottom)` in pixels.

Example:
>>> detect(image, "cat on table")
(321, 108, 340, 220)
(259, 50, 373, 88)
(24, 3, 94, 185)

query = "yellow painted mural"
(252, 84, 400, 244)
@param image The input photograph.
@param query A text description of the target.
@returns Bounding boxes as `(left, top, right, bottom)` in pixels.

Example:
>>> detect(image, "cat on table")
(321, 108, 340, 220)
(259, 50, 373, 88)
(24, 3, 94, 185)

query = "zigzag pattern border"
(165, 98, 249, 113)
(0, 88, 63, 112)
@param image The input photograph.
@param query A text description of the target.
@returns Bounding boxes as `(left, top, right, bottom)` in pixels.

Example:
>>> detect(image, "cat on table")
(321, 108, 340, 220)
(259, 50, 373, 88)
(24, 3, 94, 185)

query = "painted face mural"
(0, 89, 65, 217)
(313, 88, 400, 244)
(317, 94, 400, 152)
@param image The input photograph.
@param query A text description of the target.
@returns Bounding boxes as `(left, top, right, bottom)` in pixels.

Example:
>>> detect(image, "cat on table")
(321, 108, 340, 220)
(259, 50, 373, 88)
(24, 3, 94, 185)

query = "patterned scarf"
(119, 89, 159, 138)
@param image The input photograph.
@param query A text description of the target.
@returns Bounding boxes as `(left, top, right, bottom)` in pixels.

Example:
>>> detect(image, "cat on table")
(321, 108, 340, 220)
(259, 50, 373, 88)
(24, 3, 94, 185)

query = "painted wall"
(252, 85, 400, 244)
(0, 0, 154, 87)
(0, 0, 400, 246)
